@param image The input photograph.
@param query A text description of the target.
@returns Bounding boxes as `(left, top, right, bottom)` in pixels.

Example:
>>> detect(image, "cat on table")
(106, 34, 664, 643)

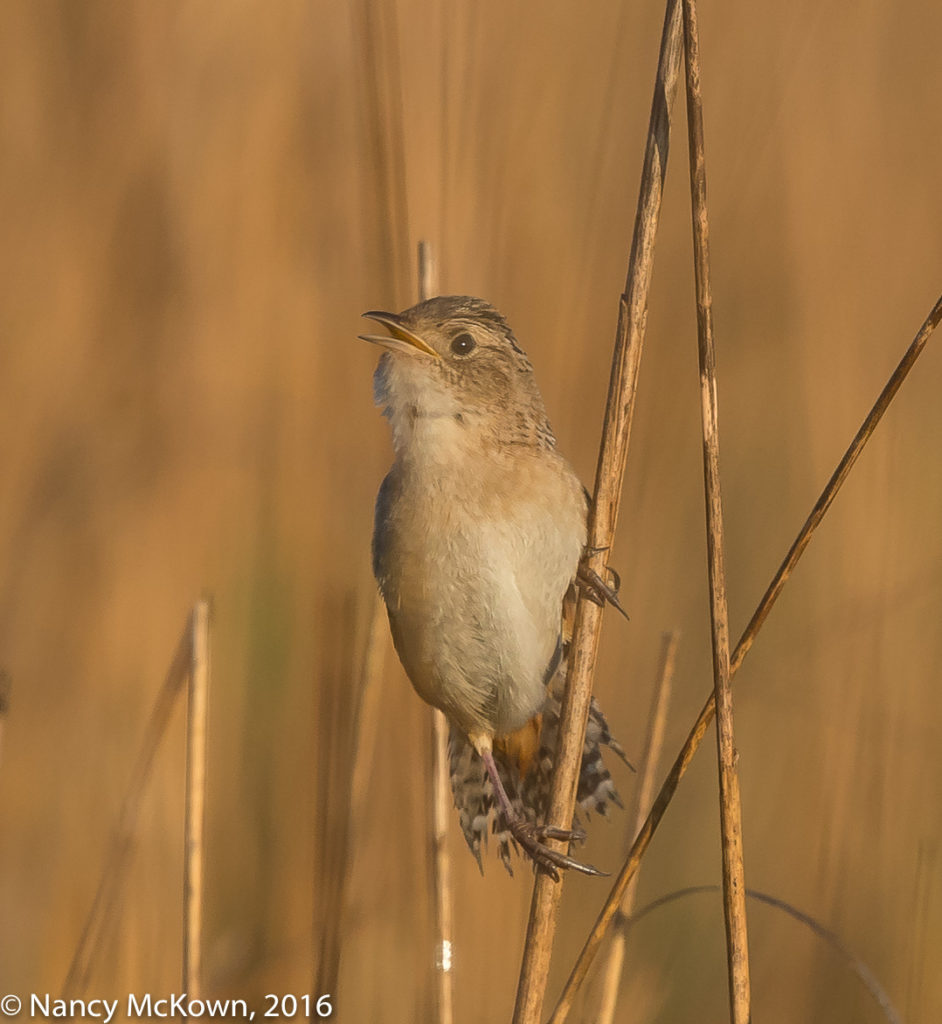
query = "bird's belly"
(385, 511, 579, 738)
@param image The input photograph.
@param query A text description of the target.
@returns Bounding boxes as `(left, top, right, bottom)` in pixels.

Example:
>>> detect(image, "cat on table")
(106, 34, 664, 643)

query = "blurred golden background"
(1, 1, 940, 1021)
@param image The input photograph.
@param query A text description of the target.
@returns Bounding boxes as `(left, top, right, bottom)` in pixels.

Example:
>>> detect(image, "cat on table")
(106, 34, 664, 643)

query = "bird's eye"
(450, 332, 476, 355)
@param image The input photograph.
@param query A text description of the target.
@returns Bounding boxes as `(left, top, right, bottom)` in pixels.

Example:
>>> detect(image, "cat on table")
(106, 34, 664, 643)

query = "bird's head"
(358, 296, 556, 456)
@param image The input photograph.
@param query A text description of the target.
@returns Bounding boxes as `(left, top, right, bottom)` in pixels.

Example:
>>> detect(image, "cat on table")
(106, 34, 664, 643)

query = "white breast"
(379, 441, 586, 739)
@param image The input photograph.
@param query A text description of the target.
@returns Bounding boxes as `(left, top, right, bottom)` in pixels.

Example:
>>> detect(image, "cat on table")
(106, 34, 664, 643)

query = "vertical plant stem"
(429, 709, 455, 1024)
(545, 292, 942, 1016)
(349, 597, 390, 831)
(682, 1, 751, 1017)
(355, 0, 411, 302)
(63, 618, 192, 997)
(0, 670, 10, 769)
(511, 3, 684, 1021)
(183, 599, 211, 1002)
(313, 596, 361, 1001)
(596, 631, 678, 1024)
(418, 239, 455, 1024)
(419, 239, 438, 304)
(336, 596, 388, 996)
(905, 839, 937, 1021)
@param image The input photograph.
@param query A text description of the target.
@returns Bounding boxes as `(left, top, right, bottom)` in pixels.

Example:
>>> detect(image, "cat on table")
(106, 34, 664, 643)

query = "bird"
(358, 295, 628, 879)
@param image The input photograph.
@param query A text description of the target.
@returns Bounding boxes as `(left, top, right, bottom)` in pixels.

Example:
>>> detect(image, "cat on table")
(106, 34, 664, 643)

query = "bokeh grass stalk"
(183, 599, 211, 1003)
(0, 670, 10, 770)
(596, 631, 678, 1024)
(63, 614, 193, 997)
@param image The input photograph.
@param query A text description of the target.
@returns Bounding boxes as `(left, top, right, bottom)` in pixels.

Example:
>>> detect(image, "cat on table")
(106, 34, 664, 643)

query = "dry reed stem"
(905, 839, 937, 1020)
(511, 3, 685, 1021)
(313, 595, 361, 1001)
(183, 599, 211, 1004)
(682, 2, 751, 1019)
(546, 290, 942, 1016)
(419, 239, 438, 305)
(0, 670, 10, 770)
(348, 596, 390, 827)
(596, 631, 678, 1024)
(355, 0, 411, 301)
(328, 0, 413, 996)
(418, 239, 455, 1024)
(63, 616, 193, 997)
(429, 709, 455, 1024)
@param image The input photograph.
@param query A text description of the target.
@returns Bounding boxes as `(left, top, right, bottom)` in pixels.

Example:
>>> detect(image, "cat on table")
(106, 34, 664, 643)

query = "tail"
(448, 677, 627, 875)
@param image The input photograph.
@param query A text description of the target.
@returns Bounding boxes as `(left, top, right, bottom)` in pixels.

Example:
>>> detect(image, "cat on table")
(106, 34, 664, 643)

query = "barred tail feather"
(448, 681, 628, 874)
(447, 726, 490, 871)
(528, 683, 626, 827)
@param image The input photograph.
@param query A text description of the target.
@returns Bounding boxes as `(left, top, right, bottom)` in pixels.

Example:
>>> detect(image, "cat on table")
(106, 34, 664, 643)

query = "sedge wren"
(359, 296, 626, 879)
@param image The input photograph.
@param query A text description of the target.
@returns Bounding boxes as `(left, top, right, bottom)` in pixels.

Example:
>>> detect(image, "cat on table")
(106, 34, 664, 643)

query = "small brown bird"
(359, 296, 627, 878)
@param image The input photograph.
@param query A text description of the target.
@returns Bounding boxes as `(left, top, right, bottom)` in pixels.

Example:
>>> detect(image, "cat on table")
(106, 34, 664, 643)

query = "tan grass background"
(1, 2, 941, 1021)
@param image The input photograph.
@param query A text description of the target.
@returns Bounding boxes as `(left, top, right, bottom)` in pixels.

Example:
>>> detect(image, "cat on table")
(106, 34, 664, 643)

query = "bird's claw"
(511, 821, 607, 881)
(577, 563, 630, 621)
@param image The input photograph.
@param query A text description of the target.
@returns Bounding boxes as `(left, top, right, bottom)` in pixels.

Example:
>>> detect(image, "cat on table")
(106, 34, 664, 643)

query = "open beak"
(358, 311, 441, 359)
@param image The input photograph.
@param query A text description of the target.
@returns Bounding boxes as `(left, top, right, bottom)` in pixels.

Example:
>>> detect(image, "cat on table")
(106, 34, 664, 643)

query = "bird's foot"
(478, 745, 607, 881)
(577, 561, 630, 620)
(510, 820, 607, 882)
